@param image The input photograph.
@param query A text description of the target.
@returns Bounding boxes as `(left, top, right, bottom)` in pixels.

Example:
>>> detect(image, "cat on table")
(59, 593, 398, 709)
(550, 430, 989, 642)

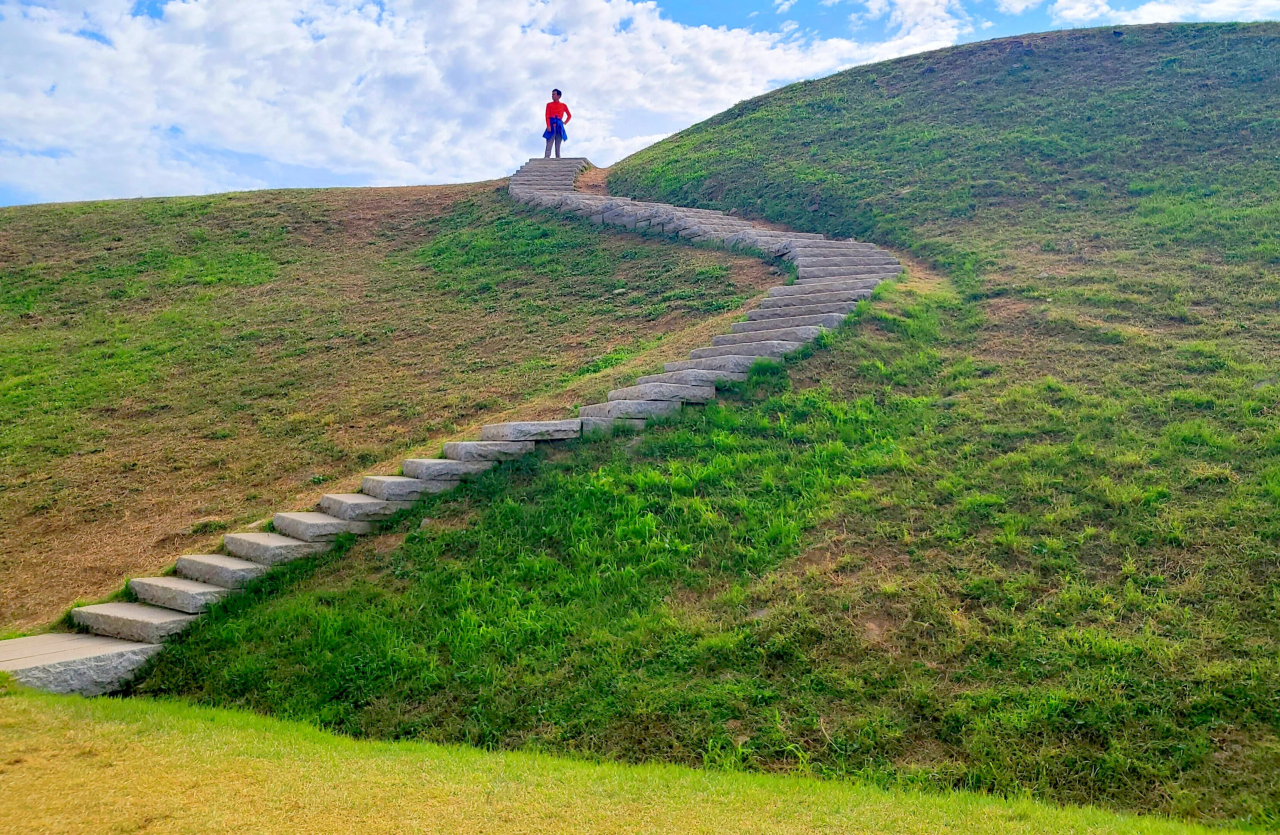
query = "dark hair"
(552, 89, 562, 96)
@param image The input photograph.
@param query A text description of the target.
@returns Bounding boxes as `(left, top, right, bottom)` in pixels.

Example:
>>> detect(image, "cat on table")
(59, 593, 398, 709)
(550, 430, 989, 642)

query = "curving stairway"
(0, 158, 900, 696)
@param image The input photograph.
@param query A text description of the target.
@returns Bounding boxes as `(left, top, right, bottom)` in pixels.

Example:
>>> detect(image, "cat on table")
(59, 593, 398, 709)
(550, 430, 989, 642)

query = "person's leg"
(544, 136, 554, 158)
(554, 134, 562, 158)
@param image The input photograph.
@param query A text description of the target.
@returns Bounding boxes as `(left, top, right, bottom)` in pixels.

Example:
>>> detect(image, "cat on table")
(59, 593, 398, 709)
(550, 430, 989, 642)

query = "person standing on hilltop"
(544, 89, 571, 159)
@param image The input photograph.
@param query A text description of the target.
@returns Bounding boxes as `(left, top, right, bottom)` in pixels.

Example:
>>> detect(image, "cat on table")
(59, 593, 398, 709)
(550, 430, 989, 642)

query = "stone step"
(635, 369, 748, 387)
(224, 531, 332, 566)
(768, 232, 828, 243)
(747, 300, 859, 320)
(581, 416, 648, 435)
(274, 511, 357, 541)
(793, 263, 896, 276)
(401, 459, 495, 480)
(758, 289, 874, 309)
(689, 341, 803, 360)
(769, 279, 883, 298)
(320, 493, 412, 522)
(723, 231, 789, 249)
(130, 576, 230, 614)
(362, 475, 457, 502)
(664, 355, 781, 374)
(731, 313, 847, 333)
(779, 240, 876, 255)
(175, 554, 267, 589)
(798, 265, 901, 280)
(72, 602, 198, 644)
(480, 420, 581, 442)
(607, 383, 715, 403)
(794, 274, 897, 288)
(579, 400, 681, 420)
(713, 326, 824, 347)
(792, 256, 899, 267)
(0, 633, 162, 696)
(679, 224, 752, 237)
(442, 441, 535, 462)
(517, 171, 586, 176)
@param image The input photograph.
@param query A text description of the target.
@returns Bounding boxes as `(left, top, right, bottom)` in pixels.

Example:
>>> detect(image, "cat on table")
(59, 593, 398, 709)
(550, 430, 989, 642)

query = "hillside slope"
(611, 22, 1279, 287)
(0, 185, 773, 629)
(131, 22, 1280, 826)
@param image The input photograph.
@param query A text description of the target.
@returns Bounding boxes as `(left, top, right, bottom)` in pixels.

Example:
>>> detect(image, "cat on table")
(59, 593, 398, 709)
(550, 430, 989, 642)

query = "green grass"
(0, 679, 1231, 835)
(137, 285, 1280, 824)
(0, 184, 767, 629)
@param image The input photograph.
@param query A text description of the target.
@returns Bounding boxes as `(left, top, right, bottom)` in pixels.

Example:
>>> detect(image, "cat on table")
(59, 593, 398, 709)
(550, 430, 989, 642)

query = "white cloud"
(995, 0, 1047, 14)
(1111, 0, 1280, 20)
(776, 0, 799, 12)
(1050, 0, 1116, 19)
(0, 0, 976, 204)
(1052, 0, 1280, 21)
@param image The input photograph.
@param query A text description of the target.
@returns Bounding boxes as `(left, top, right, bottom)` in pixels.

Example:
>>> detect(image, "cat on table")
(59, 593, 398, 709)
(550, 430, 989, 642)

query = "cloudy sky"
(1, 0, 1277, 206)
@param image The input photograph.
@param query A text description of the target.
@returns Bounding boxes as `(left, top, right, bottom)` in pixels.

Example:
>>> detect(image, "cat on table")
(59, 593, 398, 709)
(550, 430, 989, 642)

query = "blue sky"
(0, 0, 1276, 206)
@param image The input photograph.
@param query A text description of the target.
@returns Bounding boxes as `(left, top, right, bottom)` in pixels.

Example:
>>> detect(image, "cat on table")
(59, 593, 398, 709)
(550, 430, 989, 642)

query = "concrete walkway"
(0, 157, 899, 695)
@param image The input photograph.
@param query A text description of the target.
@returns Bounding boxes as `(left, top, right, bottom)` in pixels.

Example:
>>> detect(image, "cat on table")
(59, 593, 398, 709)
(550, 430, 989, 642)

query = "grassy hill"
(1, 679, 1224, 835)
(0, 185, 772, 630)
(33, 19, 1280, 827)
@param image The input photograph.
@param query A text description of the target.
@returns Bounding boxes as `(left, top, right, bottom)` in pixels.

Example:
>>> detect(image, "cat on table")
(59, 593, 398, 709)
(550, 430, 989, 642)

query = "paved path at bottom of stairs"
(0, 157, 900, 696)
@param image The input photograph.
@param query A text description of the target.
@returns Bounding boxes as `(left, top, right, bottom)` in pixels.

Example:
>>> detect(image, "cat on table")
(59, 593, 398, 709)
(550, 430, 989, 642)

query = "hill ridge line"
(0, 158, 901, 696)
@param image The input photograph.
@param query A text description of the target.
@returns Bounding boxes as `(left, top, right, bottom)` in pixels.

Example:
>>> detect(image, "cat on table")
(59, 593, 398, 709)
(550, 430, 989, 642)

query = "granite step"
(747, 301, 859, 320)
(223, 531, 332, 566)
(758, 289, 874, 309)
(689, 341, 803, 360)
(442, 441, 536, 462)
(274, 511, 357, 541)
(731, 313, 847, 333)
(362, 475, 457, 502)
(712, 326, 824, 347)
(579, 400, 682, 420)
(635, 369, 748, 387)
(607, 383, 715, 403)
(175, 554, 267, 589)
(320, 493, 412, 522)
(130, 576, 230, 614)
(72, 602, 198, 644)
(769, 279, 883, 298)
(664, 355, 781, 374)
(791, 256, 900, 267)
(793, 267, 896, 280)
(480, 420, 581, 442)
(0, 633, 162, 696)
(401, 459, 495, 480)
(779, 241, 877, 256)
(797, 265, 902, 280)
(581, 417, 648, 435)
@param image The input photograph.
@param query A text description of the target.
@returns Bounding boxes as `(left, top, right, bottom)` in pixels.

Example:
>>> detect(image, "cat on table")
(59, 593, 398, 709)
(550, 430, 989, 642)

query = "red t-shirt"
(546, 101, 571, 129)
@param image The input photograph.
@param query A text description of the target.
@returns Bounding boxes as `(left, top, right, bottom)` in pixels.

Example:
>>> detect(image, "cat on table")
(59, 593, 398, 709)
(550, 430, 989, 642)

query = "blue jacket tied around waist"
(544, 117, 567, 142)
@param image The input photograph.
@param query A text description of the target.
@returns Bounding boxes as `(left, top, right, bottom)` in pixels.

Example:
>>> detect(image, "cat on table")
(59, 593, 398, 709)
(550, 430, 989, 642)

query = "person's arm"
(546, 103, 553, 130)
(563, 105, 572, 124)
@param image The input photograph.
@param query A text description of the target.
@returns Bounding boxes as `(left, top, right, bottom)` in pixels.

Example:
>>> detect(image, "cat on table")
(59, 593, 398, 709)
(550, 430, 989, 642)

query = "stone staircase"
(0, 157, 899, 697)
